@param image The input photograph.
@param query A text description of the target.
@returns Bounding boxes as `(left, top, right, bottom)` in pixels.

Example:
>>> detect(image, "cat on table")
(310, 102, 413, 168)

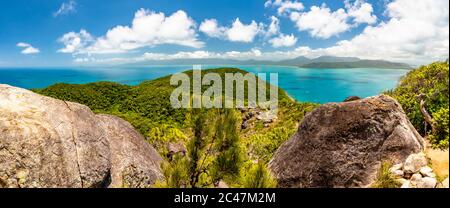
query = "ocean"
(0, 65, 409, 104)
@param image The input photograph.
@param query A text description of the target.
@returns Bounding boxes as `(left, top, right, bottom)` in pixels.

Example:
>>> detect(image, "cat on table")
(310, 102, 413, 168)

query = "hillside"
(306, 56, 360, 63)
(124, 56, 410, 69)
(300, 60, 411, 69)
(386, 61, 449, 149)
(35, 68, 318, 187)
(4, 64, 447, 188)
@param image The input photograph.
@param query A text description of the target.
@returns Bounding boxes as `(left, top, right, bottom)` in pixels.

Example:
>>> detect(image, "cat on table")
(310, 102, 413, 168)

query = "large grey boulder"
(269, 95, 424, 188)
(97, 115, 163, 188)
(0, 84, 163, 188)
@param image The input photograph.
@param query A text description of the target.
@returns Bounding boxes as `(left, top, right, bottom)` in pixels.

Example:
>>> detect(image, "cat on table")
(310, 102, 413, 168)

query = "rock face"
(0, 84, 163, 188)
(391, 154, 440, 188)
(343, 96, 361, 102)
(416, 177, 437, 188)
(403, 153, 428, 174)
(269, 95, 424, 188)
(97, 115, 163, 188)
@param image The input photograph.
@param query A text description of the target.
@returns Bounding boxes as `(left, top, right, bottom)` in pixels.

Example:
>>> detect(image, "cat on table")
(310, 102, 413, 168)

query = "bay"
(0, 65, 409, 104)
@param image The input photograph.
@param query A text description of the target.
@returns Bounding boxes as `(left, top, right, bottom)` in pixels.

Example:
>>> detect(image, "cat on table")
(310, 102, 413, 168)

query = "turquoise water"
(0, 65, 409, 104)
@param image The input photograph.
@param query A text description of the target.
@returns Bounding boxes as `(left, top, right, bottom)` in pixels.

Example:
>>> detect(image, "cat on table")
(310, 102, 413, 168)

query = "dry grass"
(426, 146, 449, 181)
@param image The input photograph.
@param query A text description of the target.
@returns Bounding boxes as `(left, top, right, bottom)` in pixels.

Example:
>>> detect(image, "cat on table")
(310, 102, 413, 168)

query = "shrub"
(147, 124, 188, 157)
(155, 155, 190, 188)
(387, 61, 449, 148)
(429, 107, 449, 149)
(246, 127, 293, 162)
(371, 162, 401, 188)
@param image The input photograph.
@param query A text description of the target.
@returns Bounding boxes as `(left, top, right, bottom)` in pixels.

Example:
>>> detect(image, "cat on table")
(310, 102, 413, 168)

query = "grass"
(371, 162, 401, 188)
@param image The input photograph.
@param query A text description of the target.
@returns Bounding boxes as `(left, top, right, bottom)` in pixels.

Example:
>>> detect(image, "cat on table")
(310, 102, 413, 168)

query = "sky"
(0, 0, 448, 67)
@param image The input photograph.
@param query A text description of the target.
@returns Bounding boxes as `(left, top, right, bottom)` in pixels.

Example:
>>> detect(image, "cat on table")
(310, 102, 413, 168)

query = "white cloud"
(255, 0, 449, 64)
(288, 1, 377, 39)
(264, 0, 274, 8)
(71, 48, 302, 65)
(265, 0, 304, 15)
(17, 42, 40, 54)
(16, 42, 30, 47)
(21, 47, 40, 54)
(73, 48, 268, 64)
(269, 33, 297, 47)
(54, 0, 77, 17)
(226, 18, 263, 42)
(71, 0, 448, 65)
(290, 5, 350, 39)
(200, 18, 263, 43)
(265, 16, 298, 48)
(321, 0, 449, 64)
(266, 16, 280, 37)
(74, 57, 91, 63)
(57, 29, 94, 53)
(200, 16, 297, 47)
(199, 19, 225, 38)
(345, 0, 377, 24)
(58, 9, 204, 54)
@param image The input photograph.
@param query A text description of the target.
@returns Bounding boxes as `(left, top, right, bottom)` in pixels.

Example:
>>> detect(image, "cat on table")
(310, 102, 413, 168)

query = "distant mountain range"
(131, 55, 411, 69)
(300, 59, 412, 69)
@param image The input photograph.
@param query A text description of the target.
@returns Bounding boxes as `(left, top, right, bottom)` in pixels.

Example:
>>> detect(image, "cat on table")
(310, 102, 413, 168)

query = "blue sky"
(0, 0, 448, 67)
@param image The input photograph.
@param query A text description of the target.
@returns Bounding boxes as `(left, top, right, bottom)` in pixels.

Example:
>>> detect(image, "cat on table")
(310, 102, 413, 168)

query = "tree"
(156, 109, 212, 188)
(242, 162, 277, 188)
(156, 155, 189, 188)
(159, 108, 247, 187)
(187, 109, 211, 187)
(210, 109, 244, 184)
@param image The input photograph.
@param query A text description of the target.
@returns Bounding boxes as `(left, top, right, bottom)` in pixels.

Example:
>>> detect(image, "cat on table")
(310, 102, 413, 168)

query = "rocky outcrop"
(240, 108, 277, 129)
(0, 84, 163, 188)
(215, 180, 229, 188)
(269, 95, 425, 188)
(166, 142, 186, 161)
(343, 96, 361, 102)
(97, 115, 163, 188)
(403, 153, 428, 174)
(390, 153, 444, 188)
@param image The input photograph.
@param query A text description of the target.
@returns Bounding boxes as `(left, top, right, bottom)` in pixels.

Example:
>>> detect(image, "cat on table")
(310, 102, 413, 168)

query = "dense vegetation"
(387, 61, 449, 149)
(35, 68, 318, 187)
(157, 109, 248, 188)
(33, 63, 449, 187)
